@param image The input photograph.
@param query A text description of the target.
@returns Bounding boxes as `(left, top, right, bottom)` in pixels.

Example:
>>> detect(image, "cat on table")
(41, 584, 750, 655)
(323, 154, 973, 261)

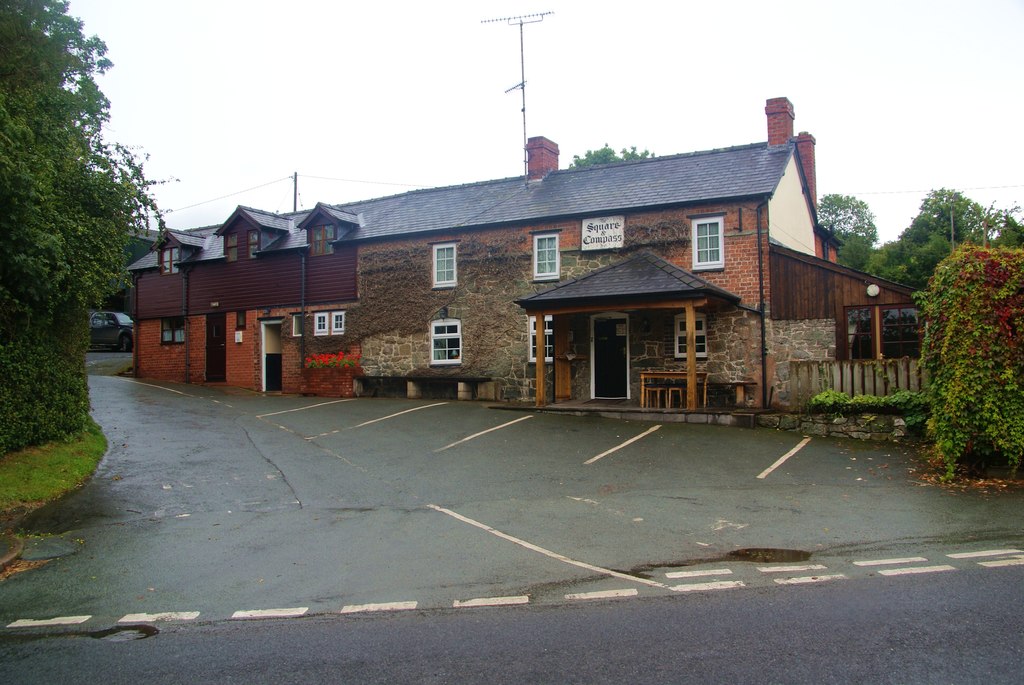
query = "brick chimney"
(765, 97, 794, 147)
(795, 131, 817, 207)
(526, 136, 559, 180)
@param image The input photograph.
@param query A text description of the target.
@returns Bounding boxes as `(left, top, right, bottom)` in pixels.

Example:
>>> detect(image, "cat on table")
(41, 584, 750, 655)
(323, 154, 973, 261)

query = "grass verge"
(0, 419, 106, 525)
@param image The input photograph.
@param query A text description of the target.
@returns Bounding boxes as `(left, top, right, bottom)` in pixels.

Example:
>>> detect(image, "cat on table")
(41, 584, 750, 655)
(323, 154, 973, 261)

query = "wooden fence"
(789, 358, 928, 407)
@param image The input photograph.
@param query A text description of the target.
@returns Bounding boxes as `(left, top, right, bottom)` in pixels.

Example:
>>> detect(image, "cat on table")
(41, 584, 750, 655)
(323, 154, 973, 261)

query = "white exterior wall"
(767, 156, 816, 256)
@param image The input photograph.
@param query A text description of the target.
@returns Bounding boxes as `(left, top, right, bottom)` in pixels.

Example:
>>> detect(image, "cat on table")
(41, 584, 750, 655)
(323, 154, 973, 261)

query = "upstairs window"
(433, 243, 457, 288)
(431, 319, 461, 365)
(160, 246, 179, 274)
(310, 225, 336, 256)
(331, 311, 346, 335)
(314, 312, 329, 336)
(674, 313, 708, 359)
(693, 217, 724, 270)
(247, 230, 260, 258)
(225, 234, 238, 262)
(533, 234, 560, 280)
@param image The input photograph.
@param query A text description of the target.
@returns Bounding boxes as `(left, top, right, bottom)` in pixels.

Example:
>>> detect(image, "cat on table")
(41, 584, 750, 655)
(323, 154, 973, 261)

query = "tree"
(917, 246, 1024, 477)
(817, 194, 878, 271)
(867, 189, 988, 290)
(569, 144, 654, 169)
(0, 0, 159, 453)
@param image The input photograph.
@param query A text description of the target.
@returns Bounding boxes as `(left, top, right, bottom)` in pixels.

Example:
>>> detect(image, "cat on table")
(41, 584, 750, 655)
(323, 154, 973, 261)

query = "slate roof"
(516, 251, 741, 310)
(130, 140, 794, 271)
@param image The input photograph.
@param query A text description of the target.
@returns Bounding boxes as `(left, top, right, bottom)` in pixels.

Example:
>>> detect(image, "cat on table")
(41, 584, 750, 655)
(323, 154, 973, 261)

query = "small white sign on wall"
(581, 215, 625, 251)
(235, 331, 243, 344)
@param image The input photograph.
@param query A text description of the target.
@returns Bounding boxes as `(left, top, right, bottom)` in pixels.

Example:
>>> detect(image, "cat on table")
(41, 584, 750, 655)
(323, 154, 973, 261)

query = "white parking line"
(565, 589, 638, 601)
(670, 580, 746, 592)
(435, 415, 534, 452)
(877, 565, 956, 576)
(119, 612, 200, 623)
(978, 556, 1024, 568)
(584, 425, 661, 465)
(7, 616, 92, 628)
(427, 504, 668, 589)
(257, 399, 355, 418)
(453, 595, 530, 608)
(853, 557, 929, 567)
(758, 564, 828, 573)
(947, 549, 1023, 559)
(340, 601, 418, 614)
(757, 437, 811, 479)
(351, 403, 448, 429)
(773, 574, 847, 585)
(231, 607, 309, 619)
(665, 568, 734, 579)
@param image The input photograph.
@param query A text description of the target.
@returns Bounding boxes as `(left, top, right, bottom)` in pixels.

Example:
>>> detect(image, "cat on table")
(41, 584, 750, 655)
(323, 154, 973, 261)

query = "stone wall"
(757, 412, 911, 441)
(767, 317, 835, 408)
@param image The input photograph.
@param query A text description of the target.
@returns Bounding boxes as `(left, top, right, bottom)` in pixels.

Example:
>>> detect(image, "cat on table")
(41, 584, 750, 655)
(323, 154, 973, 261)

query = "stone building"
(129, 97, 917, 409)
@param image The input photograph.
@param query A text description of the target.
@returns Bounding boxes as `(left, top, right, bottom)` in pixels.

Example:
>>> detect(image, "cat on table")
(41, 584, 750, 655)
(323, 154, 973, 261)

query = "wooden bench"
(355, 375, 496, 401)
(707, 380, 758, 407)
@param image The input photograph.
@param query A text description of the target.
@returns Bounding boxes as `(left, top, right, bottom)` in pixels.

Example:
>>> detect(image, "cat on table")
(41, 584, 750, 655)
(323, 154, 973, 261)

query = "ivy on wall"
(916, 246, 1024, 476)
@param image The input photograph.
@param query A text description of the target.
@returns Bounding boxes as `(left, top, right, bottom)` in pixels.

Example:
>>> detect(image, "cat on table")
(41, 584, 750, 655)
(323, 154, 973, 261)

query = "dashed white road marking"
(584, 425, 662, 465)
(773, 574, 847, 585)
(7, 616, 92, 628)
(565, 589, 638, 601)
(853, 557, 929, 567)
(231, 607, 309, 619)
(978, 555, 1024, 568)
(947, 549, 1023, 559)
(257, 399, 355, 419)
(757, 436, 812, 479)
(878, 565, 957, 576)
(670, 580, 746, 592)
(119, 611, 200, 623)
(758, 564, 828, 574)
(340, 601, 418, 614)
(453, 595, 530, 608)
(427, 504, 669, 589)
(665, 568, 734, 579)
(435, 415, 534, 452)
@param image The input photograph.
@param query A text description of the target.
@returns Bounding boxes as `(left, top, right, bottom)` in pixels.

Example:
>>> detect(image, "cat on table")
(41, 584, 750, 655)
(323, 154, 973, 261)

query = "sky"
(67, 0, 1023, 243)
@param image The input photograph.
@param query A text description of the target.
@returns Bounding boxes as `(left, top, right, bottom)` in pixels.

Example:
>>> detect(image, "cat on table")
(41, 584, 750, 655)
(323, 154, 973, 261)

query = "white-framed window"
(433, 243, 457, 287)
(161, 316, 185, 343)
(292, 314, 303, 337)
(528, 315, 554, 362)
(431, 319, 461, 365)
(331, 311, 346, 335)
(314, 312, 329, 336)
(674, 313, 708, 359)
(692, 217, 724, 269)
(533, 234, 560, 280)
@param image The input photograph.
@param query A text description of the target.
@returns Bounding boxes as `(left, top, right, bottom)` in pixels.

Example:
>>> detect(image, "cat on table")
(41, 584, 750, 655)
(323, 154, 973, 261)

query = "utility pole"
(293, 172, 298, 212)
(482, 12, 553, 185)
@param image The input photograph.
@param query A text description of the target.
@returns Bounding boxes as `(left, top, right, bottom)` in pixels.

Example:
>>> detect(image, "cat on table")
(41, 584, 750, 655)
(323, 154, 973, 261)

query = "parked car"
(90, 311, 134, 352)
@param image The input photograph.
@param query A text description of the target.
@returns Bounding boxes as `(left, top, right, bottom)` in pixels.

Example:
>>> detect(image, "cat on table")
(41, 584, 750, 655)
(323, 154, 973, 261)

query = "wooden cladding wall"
(134, 270, 183, 318)
(789, 358, 928, 406)
(306, 245, 358, 305)
(770, 247, 914, 321)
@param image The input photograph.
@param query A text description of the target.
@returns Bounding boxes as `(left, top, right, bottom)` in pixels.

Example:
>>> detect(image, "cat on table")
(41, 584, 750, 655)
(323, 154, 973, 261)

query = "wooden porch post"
(535, 311, 547, 406)
(685, 301, 697, 410)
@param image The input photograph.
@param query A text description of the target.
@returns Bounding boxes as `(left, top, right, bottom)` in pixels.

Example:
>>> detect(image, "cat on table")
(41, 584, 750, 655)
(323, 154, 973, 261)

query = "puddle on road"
(89, 625, 159, 642)
(727, 548, 812, 563)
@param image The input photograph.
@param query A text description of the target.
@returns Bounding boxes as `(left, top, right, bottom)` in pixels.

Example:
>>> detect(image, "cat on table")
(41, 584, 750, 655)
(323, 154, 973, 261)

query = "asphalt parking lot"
(3, 372, 1022, 626)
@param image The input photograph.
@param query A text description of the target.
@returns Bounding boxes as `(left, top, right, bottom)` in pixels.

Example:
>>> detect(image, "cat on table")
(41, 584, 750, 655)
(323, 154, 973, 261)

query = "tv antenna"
(482, 12, 553, 184)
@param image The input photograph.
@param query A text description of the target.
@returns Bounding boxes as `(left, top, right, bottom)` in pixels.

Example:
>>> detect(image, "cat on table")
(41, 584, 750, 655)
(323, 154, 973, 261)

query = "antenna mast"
(482, 12, 553, 184)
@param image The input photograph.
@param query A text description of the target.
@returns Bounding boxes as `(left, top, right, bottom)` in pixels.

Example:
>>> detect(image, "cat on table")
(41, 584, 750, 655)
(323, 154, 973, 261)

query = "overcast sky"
(68, 0, 1023, 243)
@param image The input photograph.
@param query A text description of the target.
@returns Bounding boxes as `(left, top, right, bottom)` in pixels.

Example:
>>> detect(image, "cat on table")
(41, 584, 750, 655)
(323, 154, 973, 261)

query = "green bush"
(806, 389, 931, 433)
(917, 247, 1024, 477)
(806, 390, 852, 414)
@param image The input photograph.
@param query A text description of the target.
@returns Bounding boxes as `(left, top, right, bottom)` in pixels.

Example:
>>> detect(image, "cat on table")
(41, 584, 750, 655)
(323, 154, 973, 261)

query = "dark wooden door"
(206, 313, 226, 381)
(593, 317, 628, 398)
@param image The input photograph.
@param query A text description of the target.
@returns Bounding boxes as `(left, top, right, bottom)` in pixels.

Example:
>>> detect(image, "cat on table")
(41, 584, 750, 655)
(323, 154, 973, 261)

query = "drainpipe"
(300, 250, 307, 366)
(182, 267, 190, 384)
(756, 197, 770, 408)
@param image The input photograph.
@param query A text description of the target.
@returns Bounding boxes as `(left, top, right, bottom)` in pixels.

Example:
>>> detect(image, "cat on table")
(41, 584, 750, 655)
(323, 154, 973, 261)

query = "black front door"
(206, 313, 226, 381)
(593, 317, 628, 398)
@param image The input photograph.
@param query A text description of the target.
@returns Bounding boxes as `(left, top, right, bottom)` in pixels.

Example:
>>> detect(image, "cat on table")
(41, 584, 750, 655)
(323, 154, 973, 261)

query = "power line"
(168, 176, 292, 213)
(300, 173, 427, 189)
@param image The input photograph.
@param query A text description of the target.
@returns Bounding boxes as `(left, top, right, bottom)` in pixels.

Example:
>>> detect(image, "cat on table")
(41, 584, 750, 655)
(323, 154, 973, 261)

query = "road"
(0, 354, 1021, 682)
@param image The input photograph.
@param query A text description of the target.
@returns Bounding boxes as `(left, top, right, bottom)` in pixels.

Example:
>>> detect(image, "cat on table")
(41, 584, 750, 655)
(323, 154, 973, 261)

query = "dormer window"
(247, 230, 260, 259)
(310, 225, 336, 256)
(225, 234, 238, 262)
(160, 246, 179, 274)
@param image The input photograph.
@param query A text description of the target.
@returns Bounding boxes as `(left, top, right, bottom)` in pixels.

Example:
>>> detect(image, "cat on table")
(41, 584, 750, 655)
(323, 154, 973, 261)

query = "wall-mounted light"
(438, 306, 449, 320)
(262, 307, 272, 315)
(866, 283, 880, 298)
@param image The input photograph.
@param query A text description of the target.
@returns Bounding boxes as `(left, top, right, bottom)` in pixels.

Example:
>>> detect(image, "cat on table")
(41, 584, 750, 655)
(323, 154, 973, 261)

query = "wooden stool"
(643, 384, 668, 408)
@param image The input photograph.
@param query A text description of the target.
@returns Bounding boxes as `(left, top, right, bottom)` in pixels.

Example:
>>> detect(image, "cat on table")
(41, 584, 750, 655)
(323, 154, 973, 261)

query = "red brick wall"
(225, 309, 259, 390)
(135, 316, 205, 384)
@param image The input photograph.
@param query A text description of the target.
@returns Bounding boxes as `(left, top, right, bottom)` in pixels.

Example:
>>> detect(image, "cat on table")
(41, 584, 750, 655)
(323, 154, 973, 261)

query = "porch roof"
(515, 251, 741, 312)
